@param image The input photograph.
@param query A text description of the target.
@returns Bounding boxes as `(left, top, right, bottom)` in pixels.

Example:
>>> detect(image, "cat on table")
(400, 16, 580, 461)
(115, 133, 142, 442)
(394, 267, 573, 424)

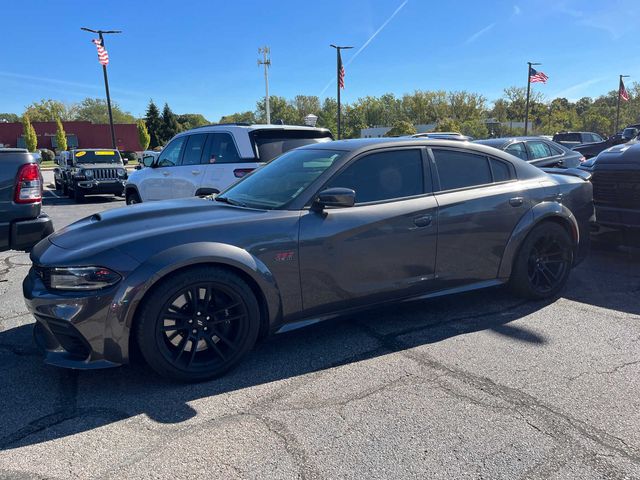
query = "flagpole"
(615, 74, 630, 134)
(330, 45, 353, 140)
(81, 27, 121, 150)
(524, 62, 540, 136)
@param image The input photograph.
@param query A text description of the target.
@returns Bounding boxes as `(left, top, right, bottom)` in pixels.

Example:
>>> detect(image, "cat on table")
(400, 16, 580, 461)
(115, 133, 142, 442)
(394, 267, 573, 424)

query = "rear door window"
(251, 130, 333, 163)
(432, 150, 492, 191)
(201, 133, 241, 164)
(505, 142, 528, 160)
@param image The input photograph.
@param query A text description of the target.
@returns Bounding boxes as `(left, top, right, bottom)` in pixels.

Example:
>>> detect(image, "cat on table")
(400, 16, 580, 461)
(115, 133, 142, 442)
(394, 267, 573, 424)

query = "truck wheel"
(509, 222, 573, 299)
(135, 266, 260, 382)
(62, 184, 69, 196)
(54, 180, 61, 191)
(74, 189, 85, 203)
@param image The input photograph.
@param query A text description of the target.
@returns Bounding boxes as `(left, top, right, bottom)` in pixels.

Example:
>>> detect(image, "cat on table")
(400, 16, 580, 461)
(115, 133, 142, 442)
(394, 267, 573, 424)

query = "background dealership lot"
(0, 173, 638, 478)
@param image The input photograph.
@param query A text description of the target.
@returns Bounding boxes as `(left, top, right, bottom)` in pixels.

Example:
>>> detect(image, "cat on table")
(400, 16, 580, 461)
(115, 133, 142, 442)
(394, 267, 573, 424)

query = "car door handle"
(413, 215, 432, 228)
(191, 170, 201, 175)
(509, 197, 524, 207)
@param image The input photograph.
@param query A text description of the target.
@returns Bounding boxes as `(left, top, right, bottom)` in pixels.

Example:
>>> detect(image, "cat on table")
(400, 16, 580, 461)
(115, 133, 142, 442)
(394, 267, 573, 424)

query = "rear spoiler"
(540, 167, 592, 181)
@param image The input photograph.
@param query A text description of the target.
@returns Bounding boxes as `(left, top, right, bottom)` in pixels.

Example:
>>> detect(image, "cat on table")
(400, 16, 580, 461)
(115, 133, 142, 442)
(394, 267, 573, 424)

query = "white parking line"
(44, 189, 61, 199)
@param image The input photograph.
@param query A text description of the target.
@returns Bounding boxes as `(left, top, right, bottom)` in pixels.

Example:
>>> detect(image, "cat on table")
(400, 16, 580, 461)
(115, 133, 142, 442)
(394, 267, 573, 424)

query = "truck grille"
(591, 171, 640, 209)
(94, 168, 118, 180)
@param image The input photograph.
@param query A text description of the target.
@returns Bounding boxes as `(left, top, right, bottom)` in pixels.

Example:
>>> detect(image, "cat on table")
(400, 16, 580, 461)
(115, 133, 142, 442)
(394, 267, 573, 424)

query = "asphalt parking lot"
(0, 172, 639, 479)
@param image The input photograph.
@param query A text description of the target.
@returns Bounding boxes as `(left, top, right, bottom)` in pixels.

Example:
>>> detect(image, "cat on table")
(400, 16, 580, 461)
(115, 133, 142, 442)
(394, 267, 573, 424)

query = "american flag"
(619, 78, 630, 102)
(92, 38, 109, 66)
(338, 50, 345, 89)
(529, 67, 548, 84)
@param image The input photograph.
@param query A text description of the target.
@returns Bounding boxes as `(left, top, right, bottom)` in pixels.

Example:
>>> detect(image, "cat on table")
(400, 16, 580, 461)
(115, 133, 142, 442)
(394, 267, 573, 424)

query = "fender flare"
(124, 183, 141, 198)
(108, 242, 282, 363)
(498, 202, 579, 279)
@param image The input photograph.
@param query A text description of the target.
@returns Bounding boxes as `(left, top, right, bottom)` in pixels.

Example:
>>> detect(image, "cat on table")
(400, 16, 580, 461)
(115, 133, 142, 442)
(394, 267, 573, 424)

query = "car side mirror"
(142, 155, 155, 168)
(312, 188, 356, 210)
(135, 164, 142, 170)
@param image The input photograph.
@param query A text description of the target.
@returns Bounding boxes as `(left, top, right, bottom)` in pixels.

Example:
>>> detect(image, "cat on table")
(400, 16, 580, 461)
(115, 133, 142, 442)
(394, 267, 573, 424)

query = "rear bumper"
(76, 179, 126, 195)
(10, 214, 54, 251)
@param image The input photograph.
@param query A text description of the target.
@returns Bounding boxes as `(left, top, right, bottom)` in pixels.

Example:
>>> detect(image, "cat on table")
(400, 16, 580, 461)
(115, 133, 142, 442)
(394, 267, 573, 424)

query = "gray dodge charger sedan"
(24, 139, 594, 381)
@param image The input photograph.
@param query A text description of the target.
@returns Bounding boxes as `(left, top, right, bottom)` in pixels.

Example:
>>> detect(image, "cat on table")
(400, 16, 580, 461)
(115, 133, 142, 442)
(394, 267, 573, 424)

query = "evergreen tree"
(160, 103, 181, 143)
(55, 117, 67, 152)
(22, 115, 37, 152)
(145, 100, 163, 148)
(137, 119, 150, 150)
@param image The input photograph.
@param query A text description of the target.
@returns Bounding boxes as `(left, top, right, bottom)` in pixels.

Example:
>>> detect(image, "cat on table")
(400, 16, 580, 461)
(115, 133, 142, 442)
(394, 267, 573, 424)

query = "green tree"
(176, 113, 209, 130)
(316, 98, 337, 136)
(218, 111, 256, 124)
(384, 120, 416, 137)
(460, 119, 489, 139)
(23, 99, 75, 122)
(0, 113, 19, 123)
(292, 95, 321, 124)
(137, 119, 150, 150)
(22, 115, 37, 152)
(160, 103, 181, 143)
(145, 100, 163, 148)
(434, 117, 461, 132)
(55, 117, 67, 152)
(256, 96, 298, 124)
(74, 98, 135, 124)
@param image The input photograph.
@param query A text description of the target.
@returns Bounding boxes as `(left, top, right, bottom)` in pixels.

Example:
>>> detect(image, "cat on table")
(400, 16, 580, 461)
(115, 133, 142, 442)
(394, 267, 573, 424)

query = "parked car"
(475, 136, 585, 168)
(58, 149, 128, 202)
(125, 124, 333, 204)
(579, 138, 640, 231)
(552, 131, 605, 149)
(572, 127, 639, 159)
(0, 148, 53, 252)
(25, 138, 593, 381)
(410, 132, 472, 141)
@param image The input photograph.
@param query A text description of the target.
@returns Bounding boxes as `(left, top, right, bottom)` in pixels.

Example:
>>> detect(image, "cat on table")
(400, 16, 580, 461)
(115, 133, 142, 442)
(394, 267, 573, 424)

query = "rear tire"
(126, 191, 142, 205)
(509, 222, 573, 299)
(135, 267, 260, 382)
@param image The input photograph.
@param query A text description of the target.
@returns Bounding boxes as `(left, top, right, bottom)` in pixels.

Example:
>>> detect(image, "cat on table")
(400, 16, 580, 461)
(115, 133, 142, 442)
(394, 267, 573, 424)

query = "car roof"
(185, 123, 331, 134)
(475, 136, 549, 147)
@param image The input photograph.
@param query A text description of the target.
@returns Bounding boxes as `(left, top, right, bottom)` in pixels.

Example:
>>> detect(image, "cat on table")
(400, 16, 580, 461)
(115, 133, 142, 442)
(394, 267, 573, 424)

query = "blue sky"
(1, 0, 638, 121)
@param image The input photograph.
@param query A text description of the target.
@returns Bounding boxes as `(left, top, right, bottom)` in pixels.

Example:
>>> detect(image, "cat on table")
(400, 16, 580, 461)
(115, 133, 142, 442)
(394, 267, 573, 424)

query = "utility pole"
(615, 74, 630, 134)
(258, 47, 271, 124)
(81, 27, 121, 149)
(524, 61, 540, 136)
(330, 44, 353, 139)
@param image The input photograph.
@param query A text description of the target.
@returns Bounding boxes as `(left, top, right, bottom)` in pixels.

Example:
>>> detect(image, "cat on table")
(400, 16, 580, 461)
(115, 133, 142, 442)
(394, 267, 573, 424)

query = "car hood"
(75, 163, 124, 169)
(595, 141, 640, 164)
(48, 198, 275, 252)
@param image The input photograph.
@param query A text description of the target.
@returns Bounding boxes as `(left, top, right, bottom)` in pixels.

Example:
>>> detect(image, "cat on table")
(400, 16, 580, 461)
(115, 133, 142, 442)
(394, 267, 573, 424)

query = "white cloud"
(464, 23, 496, 45)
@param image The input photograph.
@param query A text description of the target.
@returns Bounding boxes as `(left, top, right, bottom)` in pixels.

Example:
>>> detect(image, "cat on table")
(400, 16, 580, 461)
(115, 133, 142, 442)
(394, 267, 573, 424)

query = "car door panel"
(172, 134, 207, 197)
(298, 196, 438, 315)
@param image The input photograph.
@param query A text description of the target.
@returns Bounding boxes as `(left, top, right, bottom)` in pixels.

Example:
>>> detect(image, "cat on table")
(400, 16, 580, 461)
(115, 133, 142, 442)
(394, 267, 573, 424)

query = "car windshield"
(217, 148, 344, 209)
(74, 150, 121, 164)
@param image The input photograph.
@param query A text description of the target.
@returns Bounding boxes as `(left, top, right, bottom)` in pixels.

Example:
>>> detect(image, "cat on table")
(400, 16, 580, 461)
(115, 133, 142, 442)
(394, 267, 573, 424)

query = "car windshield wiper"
(215, 196, 247, 207)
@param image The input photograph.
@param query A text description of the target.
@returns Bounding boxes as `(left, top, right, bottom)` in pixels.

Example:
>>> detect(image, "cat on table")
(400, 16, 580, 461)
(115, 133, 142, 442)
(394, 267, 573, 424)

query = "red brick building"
(0, 121, 141, 152)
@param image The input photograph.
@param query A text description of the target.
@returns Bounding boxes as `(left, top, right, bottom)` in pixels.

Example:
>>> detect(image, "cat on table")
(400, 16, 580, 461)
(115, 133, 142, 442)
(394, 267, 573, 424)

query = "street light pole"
(524, 61, 540, 136)
(615, 74, 630, 134)
(330, 44, 353, 139)
(258, 47, 271, 124)
(81, 27, 121, 149)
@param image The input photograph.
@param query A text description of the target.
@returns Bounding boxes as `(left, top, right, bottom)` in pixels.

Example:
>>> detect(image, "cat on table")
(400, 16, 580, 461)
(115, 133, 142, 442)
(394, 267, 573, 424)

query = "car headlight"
(117, 168, 126, 177)
(48, 266, 121, 291)
(84, 169, 94, 178)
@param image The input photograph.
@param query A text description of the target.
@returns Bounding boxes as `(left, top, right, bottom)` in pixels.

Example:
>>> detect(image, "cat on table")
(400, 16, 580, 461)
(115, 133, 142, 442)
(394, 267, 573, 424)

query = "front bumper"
(10, 214, 54, 252)
(76, 179, 126, 195)
(594, 204, 640, 229)
(23, 267, 124, 369)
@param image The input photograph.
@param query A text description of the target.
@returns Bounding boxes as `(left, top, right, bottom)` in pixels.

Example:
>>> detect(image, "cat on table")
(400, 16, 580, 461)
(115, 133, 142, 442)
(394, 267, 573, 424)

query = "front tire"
(135, 267, 260, 382)
(126, 190, 142, 205)
(509, 222, 573, 299)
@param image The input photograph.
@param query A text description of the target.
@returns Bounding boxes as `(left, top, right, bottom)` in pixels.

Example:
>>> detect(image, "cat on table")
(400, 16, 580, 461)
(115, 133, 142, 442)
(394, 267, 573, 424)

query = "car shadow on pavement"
(0, 286, 552, 451)
(43, 195, 124, 207)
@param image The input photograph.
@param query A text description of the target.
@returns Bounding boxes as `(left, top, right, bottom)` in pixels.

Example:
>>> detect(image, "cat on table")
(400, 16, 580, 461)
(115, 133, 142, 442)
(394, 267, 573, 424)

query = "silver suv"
(125, 124, 333, 204)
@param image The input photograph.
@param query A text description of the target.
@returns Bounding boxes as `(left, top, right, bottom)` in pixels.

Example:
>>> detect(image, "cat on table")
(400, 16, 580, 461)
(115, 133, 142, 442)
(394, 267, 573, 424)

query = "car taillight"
(233, 168, 254, 178)
(15, 163, 42, 204)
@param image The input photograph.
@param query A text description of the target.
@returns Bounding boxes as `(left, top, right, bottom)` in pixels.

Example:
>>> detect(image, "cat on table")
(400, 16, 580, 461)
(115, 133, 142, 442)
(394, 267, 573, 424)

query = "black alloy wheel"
(136, 267, 260, 382)
(510, 222, 573, 299)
